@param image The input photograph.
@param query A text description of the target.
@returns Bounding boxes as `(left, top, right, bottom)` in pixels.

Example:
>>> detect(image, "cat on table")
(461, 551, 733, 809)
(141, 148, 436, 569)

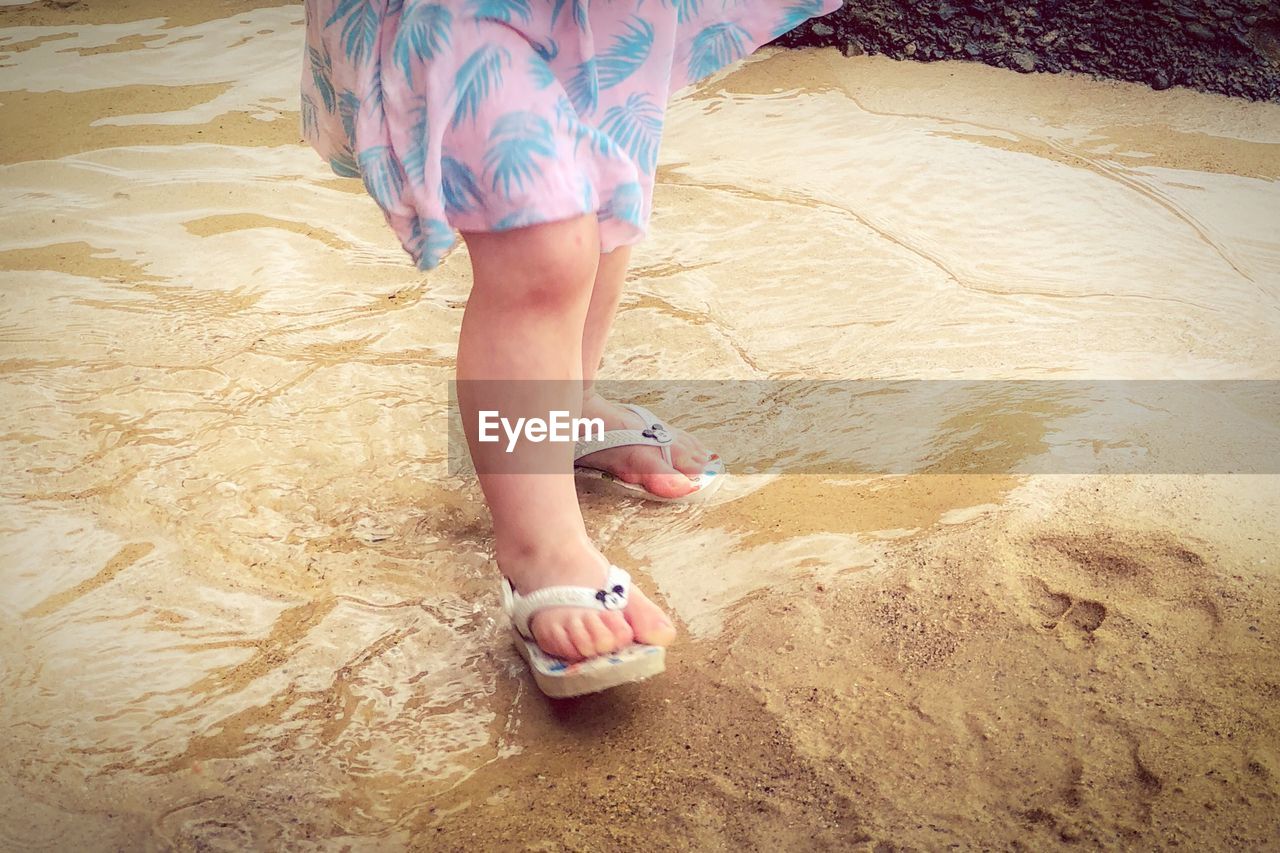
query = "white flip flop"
(504, 564, 666, 698)
(573, 403, 725, 503)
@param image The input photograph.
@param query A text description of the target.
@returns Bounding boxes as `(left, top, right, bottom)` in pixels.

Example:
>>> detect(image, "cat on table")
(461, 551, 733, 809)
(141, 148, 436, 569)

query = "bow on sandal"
(573, 403, 725, 502)
(504, 565, 666, 698)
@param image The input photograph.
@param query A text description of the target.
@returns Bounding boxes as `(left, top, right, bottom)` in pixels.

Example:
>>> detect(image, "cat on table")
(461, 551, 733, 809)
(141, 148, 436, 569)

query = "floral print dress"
(302, 0, 841, 269)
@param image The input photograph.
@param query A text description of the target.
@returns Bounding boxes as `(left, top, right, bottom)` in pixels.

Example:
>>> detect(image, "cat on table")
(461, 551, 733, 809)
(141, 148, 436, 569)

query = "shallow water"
(1, 4, 1279, 848)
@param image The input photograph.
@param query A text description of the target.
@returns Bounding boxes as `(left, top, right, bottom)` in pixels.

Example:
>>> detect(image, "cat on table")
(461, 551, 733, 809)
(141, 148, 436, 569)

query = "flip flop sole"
(575, 456, 726, 503)
(513, 632, 667, 698)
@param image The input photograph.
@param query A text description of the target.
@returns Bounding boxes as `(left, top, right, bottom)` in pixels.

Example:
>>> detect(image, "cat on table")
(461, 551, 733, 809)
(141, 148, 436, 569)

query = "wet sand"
(2, 2, 1280, 849)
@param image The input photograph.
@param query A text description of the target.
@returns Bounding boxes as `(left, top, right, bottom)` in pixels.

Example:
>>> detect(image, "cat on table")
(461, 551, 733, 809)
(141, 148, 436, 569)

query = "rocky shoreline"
(775, 0, 1280, 102)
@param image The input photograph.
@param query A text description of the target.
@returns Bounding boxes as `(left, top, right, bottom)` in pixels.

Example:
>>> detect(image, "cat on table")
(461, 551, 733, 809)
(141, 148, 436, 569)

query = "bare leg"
(581, 246, 631, 394)
(457, 216, 674, 660)
(576, 246, 713, 497)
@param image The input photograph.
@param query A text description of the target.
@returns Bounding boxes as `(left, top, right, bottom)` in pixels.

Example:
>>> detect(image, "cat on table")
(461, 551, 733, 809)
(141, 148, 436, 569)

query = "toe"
(614, 448, 697, 498)
(532, 616, 583, 662)
(676, 429, 709, 457)
(638, 470, 697, 499)
(600, 610, 635, 649)
(584, 613, 622, 655)
(566, 616, 598, 659)
(530, 607, 634, 660)
(670, 443, 708, 480)
(624, 586, 677, 647)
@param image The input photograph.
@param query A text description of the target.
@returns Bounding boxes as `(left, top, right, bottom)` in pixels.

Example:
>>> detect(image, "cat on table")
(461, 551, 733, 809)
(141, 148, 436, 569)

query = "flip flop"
(504, 564, 666, 698)
(573, 403, 725, 503)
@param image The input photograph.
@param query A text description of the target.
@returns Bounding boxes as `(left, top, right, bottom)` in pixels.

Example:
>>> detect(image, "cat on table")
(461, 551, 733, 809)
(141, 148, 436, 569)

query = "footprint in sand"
(1024, 532, 1219, 643)
(1026, 576, 1109, 636)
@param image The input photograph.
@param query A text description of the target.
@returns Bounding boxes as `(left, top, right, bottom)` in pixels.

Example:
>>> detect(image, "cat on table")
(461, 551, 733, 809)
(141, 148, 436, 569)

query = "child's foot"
(502, 536, 676, 661)
(577, 393, 713, 499)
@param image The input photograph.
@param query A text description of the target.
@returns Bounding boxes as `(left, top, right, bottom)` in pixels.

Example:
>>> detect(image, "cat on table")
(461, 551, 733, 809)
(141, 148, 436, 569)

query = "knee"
(466, 216, 599, 314)
(516, 236, 598, 313)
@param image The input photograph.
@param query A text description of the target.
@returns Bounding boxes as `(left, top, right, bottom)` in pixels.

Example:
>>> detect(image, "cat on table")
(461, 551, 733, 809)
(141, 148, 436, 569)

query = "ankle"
(581, 390, 625, 417)
(495, 532, 608, 589)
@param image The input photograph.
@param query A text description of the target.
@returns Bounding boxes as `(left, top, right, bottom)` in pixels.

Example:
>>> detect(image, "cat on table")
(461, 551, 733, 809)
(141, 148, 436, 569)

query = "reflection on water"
(1, 4, 1278, 847)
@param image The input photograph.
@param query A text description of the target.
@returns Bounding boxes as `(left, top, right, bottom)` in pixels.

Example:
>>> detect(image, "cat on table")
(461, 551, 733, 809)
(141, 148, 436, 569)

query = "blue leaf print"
(494, 209, 540, 230)
(688, 22, 751, 80)
(441, 156, 485, 213)
(393, 3, 452, 83)
(300, 93, 318, 139)
(550, 0, 567, 27)
(775, 0, 825, 35)
(366, 61, 384, 115)
(330, 150, 360, 177)
(566, 57, 599, 114)
(596, 16, 653, 89)
(324, 0, 380, 65)
(451, 45, 510, 128)
(402, 104, 430, 185)
(602, 182, 643, 226)
(529, 53, 555, 90)
(467, 0, 531, 23)
(386, 0, 404, 15)
(572, 0, 588, 28)
(667, 0, 702, 24)
(598, 92, 664, 173)
(412, 218, 457, 270)
(425, 219, 455, 255)
(553, 94, 606, 154)
(358, 145, 407, 210)
(338, 90, 360, 146)
(584, 125, 617, 159)
(553, 94, 576, 131)
(308, 46, 336, 113)
(483, 111, 555, 198)
(534, 37, 559, 62)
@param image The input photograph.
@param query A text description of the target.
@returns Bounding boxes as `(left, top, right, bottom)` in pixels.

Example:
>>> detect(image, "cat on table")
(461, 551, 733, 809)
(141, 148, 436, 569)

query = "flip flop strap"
(504, 565, 632, 640)
(573, 404, 674, 466)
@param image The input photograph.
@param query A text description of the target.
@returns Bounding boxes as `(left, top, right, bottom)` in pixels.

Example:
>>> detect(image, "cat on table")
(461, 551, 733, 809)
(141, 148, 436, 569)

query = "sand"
(1, 1, 1279, 849)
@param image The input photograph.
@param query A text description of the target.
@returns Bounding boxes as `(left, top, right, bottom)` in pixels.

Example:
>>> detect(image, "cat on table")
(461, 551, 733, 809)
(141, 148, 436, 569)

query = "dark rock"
(1010, 50, 1038, 72)
(772, 0, 1280, 102)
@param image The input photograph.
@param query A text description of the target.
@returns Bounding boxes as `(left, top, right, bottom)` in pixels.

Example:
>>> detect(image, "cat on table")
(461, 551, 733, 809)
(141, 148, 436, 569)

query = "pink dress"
(302, 0, 841, 269)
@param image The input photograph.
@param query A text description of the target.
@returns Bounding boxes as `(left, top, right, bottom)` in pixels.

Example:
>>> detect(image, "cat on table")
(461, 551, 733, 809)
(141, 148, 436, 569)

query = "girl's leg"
(577, 246, 713, 497)
(580, 246, 631, 391)
(457, 215, 675, 661)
